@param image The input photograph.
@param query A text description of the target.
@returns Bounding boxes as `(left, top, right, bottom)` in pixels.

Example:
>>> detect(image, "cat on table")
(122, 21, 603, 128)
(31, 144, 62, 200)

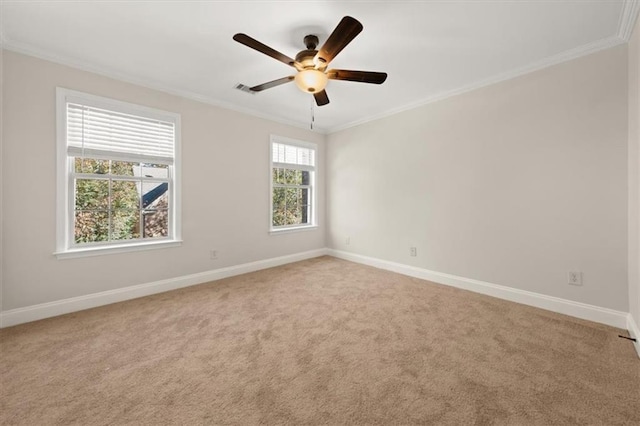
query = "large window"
(270, 136, 316, 231)
(56, 88, 181, 257)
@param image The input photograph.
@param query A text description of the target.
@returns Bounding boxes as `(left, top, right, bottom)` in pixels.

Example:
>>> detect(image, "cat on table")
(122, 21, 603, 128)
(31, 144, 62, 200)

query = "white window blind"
(272, 142, 315, 170)
(67, 103, 175, 164)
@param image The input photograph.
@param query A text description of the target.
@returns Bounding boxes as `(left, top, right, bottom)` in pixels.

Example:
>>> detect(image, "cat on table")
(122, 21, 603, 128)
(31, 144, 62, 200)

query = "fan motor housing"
(295, 49, 318, 69)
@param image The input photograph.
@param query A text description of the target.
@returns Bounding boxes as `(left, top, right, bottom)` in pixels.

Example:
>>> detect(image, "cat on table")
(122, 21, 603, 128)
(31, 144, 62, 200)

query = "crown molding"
(327, 35, 624, 134)
(0, 38, 329, 135)
(618, 0, 640, 41)
(1, 30, 625, 137)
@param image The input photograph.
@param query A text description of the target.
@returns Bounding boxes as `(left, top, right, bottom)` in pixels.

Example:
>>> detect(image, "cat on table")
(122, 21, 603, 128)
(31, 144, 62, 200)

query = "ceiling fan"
(233, 16, 387, 106)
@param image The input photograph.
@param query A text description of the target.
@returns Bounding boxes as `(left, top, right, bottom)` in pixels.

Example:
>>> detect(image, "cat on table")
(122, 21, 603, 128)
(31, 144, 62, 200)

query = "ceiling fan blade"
(314, 90, 330, 106)
(250, 76, 295, 92)
(327, 69, 387, 84)
(314, 16, 363, 68)
(233, 33, 299, 68)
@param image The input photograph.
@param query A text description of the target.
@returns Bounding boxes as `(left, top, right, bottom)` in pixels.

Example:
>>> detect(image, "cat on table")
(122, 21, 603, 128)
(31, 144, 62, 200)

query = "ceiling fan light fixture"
(233, 16, 383, 106)
(295, 69, 328, 93)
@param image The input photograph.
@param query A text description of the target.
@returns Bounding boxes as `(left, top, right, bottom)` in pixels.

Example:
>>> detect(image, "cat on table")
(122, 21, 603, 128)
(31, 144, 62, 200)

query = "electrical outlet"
(567, 271, 582, 286)
(210, 250, 218, 260)
(410, 247, 417, 257)
(345, 237, 350, 245)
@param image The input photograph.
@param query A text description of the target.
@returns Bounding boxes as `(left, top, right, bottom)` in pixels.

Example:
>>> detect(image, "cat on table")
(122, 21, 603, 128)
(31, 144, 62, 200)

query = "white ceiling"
(1, 0, 634, 133)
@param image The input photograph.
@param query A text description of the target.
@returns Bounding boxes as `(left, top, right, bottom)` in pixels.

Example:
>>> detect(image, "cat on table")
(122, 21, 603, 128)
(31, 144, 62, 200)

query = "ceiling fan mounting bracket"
(304, 35, 319, 50)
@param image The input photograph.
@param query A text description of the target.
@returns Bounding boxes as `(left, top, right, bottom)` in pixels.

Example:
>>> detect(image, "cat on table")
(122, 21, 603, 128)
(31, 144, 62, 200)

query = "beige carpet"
(1, 256, 638, 425)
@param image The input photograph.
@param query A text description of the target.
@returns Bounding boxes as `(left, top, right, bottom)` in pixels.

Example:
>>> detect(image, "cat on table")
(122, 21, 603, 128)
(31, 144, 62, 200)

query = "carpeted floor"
(1, 256, 638, 425)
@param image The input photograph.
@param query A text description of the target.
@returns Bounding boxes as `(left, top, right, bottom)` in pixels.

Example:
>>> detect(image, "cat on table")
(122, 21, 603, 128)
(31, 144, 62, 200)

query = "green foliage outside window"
(74, 158, 169, 244)
(272, 168, 310, 227)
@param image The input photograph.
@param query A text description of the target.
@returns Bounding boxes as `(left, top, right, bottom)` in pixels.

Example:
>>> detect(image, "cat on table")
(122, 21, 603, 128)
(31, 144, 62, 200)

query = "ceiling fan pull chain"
(310, 98, 315, 131)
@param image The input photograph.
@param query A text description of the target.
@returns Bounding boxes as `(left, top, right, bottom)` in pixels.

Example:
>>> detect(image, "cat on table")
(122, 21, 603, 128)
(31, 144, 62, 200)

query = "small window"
(56, 88, 181, 257)
(270, 136, 317, 232)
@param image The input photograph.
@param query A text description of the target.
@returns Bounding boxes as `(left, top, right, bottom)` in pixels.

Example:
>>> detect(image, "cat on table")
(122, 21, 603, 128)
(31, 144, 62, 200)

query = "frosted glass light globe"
(295, 69, 328, 93)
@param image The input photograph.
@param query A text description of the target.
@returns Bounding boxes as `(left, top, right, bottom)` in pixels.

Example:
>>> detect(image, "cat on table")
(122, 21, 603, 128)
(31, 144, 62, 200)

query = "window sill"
(54, 239, 182, 259)
(269, 225, 318, 235)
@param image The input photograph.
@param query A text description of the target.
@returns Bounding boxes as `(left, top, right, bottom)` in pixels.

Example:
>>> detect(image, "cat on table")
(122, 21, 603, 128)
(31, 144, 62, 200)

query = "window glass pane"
(75, 210, 109, 243)
(67, 103, 175, 160)
(140, 163, 169, 179)
(111, 210, 140, 240)
(62, 91, 178, 251)
(111, 161, 137, 176)
(111, 180, 139, 209)
(272, 187, 286, 226)
(300, 187, 309, 204)
(142, 181, 169, 209)
(272, 167, 311, 185)
(143, 209, 168, 238)
(75, 179, 109, 210)
(270, 140, 315, 229)
(278, 169, 300, 185)
(272, 143, 315, 167)
(285, 145, 296, 164)
(273, 168, 283, 184)
(285, 188, 302, 225)
(301, 188, 310, 224)
(74, 158, 109, 174)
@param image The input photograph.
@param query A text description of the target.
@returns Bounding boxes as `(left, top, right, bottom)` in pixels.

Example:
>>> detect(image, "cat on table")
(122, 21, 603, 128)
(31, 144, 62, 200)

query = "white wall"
(1, 50, 325, 311)
(0, 47, 4, 314)
(2, 42, 636, 325)
(327, 45, 629, 312)
(629, 24, 640, 332)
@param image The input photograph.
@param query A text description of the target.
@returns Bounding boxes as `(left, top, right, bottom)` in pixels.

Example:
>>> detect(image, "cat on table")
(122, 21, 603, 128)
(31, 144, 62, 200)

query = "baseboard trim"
(0, 248, 328, 328)
(2, 247, 632, 336)
(327, 249, 629, 329)
(627, 314, 640, 358)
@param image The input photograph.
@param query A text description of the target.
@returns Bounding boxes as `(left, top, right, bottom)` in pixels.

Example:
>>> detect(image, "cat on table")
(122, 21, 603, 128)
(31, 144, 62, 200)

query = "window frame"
(55, 88, 182, 259)
(269, 135, 318, 234)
